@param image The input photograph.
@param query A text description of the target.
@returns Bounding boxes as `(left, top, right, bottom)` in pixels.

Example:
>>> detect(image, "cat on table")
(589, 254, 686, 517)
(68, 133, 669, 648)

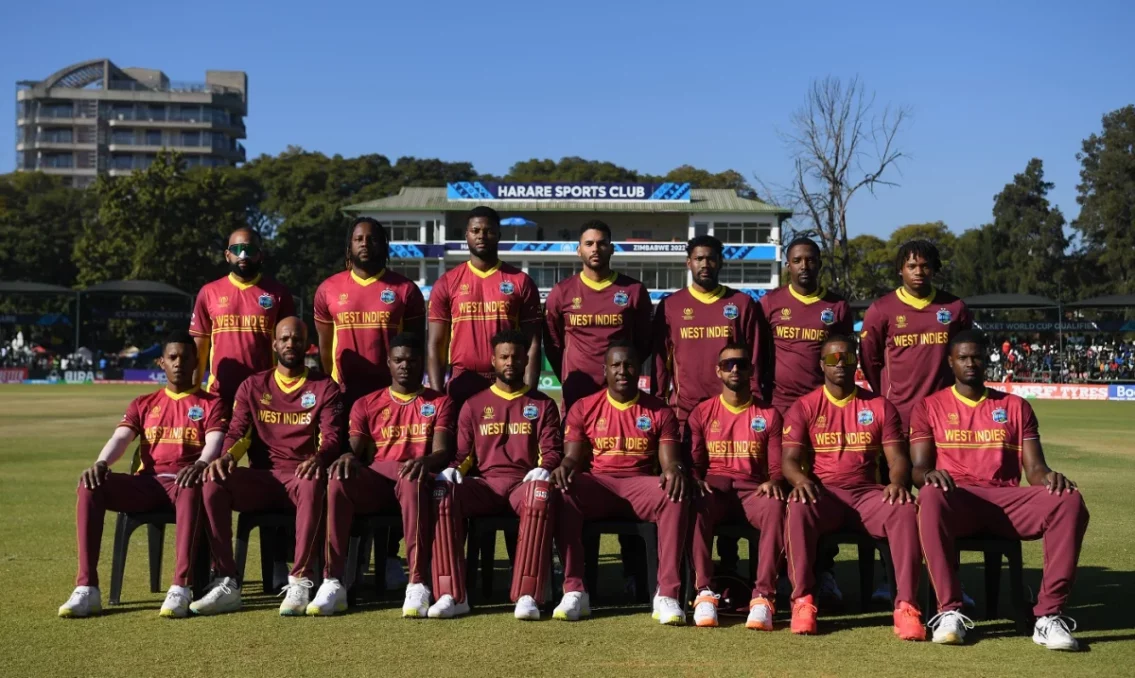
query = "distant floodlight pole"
(74, 291, 81, 352)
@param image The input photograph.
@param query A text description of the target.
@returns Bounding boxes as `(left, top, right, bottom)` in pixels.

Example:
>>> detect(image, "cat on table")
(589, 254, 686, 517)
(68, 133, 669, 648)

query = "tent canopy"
(963, 293, 1059, 309)
(0, 281, 74, 295)
(1066, 294, 1135, 308)
(82, 280, 191, 297)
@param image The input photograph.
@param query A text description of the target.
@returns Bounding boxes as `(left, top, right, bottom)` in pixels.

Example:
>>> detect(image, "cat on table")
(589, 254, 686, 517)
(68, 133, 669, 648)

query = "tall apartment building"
(15, 58, 247, 187)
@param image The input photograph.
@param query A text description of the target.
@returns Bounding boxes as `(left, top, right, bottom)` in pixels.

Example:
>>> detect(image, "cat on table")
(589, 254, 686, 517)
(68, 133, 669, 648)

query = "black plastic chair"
(344, 513, 403, 605)
(683, 520, 761, 603)
(234, 510, 322, 592)
(923, 535, 1030, 632)
(583, 520, 658, 605)
(819, 530, 896, 612)
(108, 510, 210, 605)
(465, 515, 522, 603)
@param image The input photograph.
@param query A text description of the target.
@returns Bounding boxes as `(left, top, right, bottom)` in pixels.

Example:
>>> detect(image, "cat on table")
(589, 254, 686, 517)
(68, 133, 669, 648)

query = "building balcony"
(107, 117, 246, 135)
(18, 141, 96, 152)
(384, 240, 779, 262)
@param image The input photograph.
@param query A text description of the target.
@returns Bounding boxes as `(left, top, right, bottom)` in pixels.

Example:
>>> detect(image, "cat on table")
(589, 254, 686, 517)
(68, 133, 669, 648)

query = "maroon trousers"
(202, 467, 325, 580)
(561, 473, 689, 598)
(918, 484, 1089, 617)
(786, 484, 921, 606)
(75, 473, 203, 588)
(692, 476, 785, 597)
(325, 461, 431, 583)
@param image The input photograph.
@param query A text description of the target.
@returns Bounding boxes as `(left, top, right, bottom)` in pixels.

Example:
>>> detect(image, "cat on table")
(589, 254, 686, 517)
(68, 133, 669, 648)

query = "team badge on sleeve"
(936, 308, 952, 325)
(522, 404, 539, 420)
(751, 415, 767, 432)
(635, 415, 652, 432)
(187, 406, 205, 422)
(300, 391, 317, 409)
(420, 403, 437, 418)
(991, 408, 1008, 424)
(857, 409, 875, 426)
(380, 289, 396, 304)
(499, 281, 515, 295)
(258, 293, 274, 310)
(613, 291, 630, 307)
(723, 304, 739, 320)
(820, 308, 835, 325)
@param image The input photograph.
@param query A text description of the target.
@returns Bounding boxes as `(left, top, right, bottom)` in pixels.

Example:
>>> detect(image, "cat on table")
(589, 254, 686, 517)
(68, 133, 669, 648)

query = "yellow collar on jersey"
(350, 268, 386, 287)
(789, 284, 826, 306)
(164, 385, 199, 401)
(896, 286, 936, 310)
(274, 368, 308, 394)
(719, 394, 753, 415)
(951, 385, 988, 408)
(580, 271, 617, 291)
(491, 384, 530, 400)
(688, 284, 726, 305)
(389, 387, 422, 402)
(606, 390, 640, 411)
(823, 385, 857, 408)
(228, 273, 262, 290)
(467, 261, 502, 279)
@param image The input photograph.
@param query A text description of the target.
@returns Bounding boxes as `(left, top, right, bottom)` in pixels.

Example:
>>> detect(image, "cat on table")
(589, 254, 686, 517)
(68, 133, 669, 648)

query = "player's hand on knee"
(755, 479, 785, 501)
(401, 458, 431, 482)
(437, 467, 462, 484)
(923, 470, 956, 493)
(789, 479, 819, 504)
(206, 454, 235, 482)
(882, 483, 912, 505)
(550, 464, 574, 491)
(80, 461, 109, 490)
(522, 467, 551, 483)
(295, 457, 322, 481)
(659, 464, 687, 502)
(176, 460, 207, 488)
(1045, 471, 1076, 495)
(330, 453, 360, 481)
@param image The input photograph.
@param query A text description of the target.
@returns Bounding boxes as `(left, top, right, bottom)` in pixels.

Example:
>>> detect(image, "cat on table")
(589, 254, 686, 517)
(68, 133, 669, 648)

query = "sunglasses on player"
(227, 243, 260, 257)
(717, 358, 750, 372)
(821, 351, 858, 367)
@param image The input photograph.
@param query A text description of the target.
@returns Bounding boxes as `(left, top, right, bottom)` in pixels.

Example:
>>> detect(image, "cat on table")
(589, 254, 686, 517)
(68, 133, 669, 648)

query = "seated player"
(191, 317, 342, 616)
(59, 331, 228, 619)
(912, 330, 1089, 650)
(429, 330, 577, 620)
(782, 333, 925, 640)
(689, 343, 786, 630)
(308, 333, 454, 617)
(553, 342, 690, 626)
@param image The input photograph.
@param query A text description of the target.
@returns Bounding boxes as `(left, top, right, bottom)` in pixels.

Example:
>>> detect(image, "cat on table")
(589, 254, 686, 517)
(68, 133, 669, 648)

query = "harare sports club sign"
(447, 182, 691, 202)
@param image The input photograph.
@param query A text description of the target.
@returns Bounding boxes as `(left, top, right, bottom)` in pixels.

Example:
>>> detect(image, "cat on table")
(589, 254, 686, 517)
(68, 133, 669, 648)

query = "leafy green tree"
(989, 158, 1067, 298)
(839, 234, 893, 300)
(0, 171, 93, 287)
(1073, 105, 1135, 296)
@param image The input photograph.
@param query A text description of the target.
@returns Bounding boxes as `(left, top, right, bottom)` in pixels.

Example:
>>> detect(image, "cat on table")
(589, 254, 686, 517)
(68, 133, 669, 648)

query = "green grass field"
(1, 385, 1133, 677)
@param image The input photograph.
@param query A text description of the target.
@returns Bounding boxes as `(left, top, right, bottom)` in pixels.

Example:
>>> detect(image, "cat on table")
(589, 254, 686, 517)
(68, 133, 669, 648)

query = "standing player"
(543, 220, 652, 413)
(912, 330, 1089, 650)
(781, 334, 925, 641)
(428, 206, 541, 408)
(191, 317, 342, 617)
(554, 342, 689, 626)
(58, 332, 228, 619)
(428, 330, 577, 621)
(688, 343, 786, 630)
(190, 228, 295, 406)
(307, 334, 454, 618)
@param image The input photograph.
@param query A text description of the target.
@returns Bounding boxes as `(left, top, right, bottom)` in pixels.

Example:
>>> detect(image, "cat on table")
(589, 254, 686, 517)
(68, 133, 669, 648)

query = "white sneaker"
(552, 591, 590, 621)
(693, 589, 720, 628)
(817, 571, 843, 603)
(655, 596, 685, 626)
(746, 596, 775, 631)
(385, 557, 409, 589)
(427, 594, 470, 619)
(272, 561, 290, 591)
(872, 582, 893, 603)
(279, 576, 314, 616)
(190, 577, 241, 615)
(159, 585, 192, 618)
(306, 578, 347, 616)
(1033, 615, 1080, 651)
(927, 610, 975, 645)
(514, 595, 541, 621)
(58, 586, 101, 618)
(402, 583, 431, 618)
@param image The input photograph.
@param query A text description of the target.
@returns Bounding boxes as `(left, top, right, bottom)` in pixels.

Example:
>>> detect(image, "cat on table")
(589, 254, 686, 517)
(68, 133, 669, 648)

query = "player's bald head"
(275, 316, 307, 340)
(228, 227, 261, 247)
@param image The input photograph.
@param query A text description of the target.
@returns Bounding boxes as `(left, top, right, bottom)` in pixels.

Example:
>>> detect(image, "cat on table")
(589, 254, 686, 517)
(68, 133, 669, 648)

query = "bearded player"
(688, 343, 786, 630)
(543, 219, 652, 413)
(307, 333, 454, 617)
(782, 334, 926, 640)
(428, 206, 541, 407)
(912, 330, 1088, 650)
(428, 330, 573, 620)
(191, 317, 342, 616)
(190, 227, 295, 406)
(554, 342, 689, 626)
(59, 331, 228, 619)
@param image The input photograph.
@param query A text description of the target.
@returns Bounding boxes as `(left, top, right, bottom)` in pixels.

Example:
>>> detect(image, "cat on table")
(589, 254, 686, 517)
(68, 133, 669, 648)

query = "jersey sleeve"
(312, 281, 332, 324)
(453, 401, 476, 473)
(564, 401, 587, 443)
(688, 407, 708, 479)
(657, 405, 680, 443)
(120, 397, 144, 434)
(859, 302, 886, 393)
(277, 287, 297, 320)
(781, 401, 808, 448)
(204, 398, 230, 434)
(766, 409, 784, 481)
(315, 386, 343, 465)
(189, 288, 212, 337)
(833, 299, 854, 336)
(404, 282, 426, 322)
(433, 395, 457, 434)
(1019, 399, 1040, 441)
(348, 398, 371, 440)
(881, 398, 905, 444)
(958, 301, 974, 331)
(428, 276, 451, 323)
(542, 286, 565, 380)
(223, 380, 255, 461)
(517, 275, 541, 326)
(908, 399, 934, 444)
(632, 285, 653, 365)
(742, 300, 766, 400)
(756, 297, 775, 401)
(651, 299, 673, 399)
(537, 402, 563, 471)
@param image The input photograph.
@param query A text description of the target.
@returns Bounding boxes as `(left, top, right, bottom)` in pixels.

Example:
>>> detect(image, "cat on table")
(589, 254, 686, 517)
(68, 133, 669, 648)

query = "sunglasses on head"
(227, 243, 260, 257)
(717, 357, 750, 372)
(822, 351, 858, 367)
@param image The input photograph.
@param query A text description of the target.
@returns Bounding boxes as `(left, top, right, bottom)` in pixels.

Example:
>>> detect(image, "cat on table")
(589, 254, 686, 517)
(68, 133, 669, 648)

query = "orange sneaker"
(790, 595, 818, 635)
(692, 591, 719, 628)
(746, 596, 775, 631)
(893, 601, 927, 641)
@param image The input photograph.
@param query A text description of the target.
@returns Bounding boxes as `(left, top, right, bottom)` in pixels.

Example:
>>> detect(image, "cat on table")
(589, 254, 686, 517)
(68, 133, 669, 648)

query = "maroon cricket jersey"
(783, 386, 904, 487)
(223, 369, 342, 470)
(652, 285, 764, 423)
(189, 273, 295, 404)
(910, 386, 1040, 488)
(454, 385, 563, 478)
(688, 395, 782, 482)
(119, 387, 228, 474)
(543, 272, 652, 412)
(859, 287, 972, 425)
(348, 387, 455, 467)
(564, 390, 679, 476)
(428, 261, 541, 380)
(313, 269, 426, 402)
(759, 286, 852, 413)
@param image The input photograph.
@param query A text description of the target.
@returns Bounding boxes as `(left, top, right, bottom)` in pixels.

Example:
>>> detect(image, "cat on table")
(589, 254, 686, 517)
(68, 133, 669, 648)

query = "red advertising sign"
(0, 368, 28, 384)
(995, 382, 1110, 401)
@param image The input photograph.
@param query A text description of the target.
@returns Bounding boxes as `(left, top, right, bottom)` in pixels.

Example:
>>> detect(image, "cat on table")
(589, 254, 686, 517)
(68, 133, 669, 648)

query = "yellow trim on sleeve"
(788, 285, 826, 305)
(951, 385, 988, 408)
(719, 395, 753, 415)
(273, 368, 308, 394)
(228, 273, 263, 291)
(688, 284, 726, 304)
(350, 269, 386, 287)
(606, 391, 640, 411)
(823, 386, 857, 408)
(896, 286, 936, 310)
(227, 426, 252, 462)
(579, 272, 617, 291)
(164, 386, 200, 400)
(466, 261, 502, 279)
(490, 384, 530, 400)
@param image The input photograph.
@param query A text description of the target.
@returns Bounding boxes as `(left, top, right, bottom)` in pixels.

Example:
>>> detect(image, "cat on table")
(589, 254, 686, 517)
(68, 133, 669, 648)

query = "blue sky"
(3, 0, 1131, 238)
